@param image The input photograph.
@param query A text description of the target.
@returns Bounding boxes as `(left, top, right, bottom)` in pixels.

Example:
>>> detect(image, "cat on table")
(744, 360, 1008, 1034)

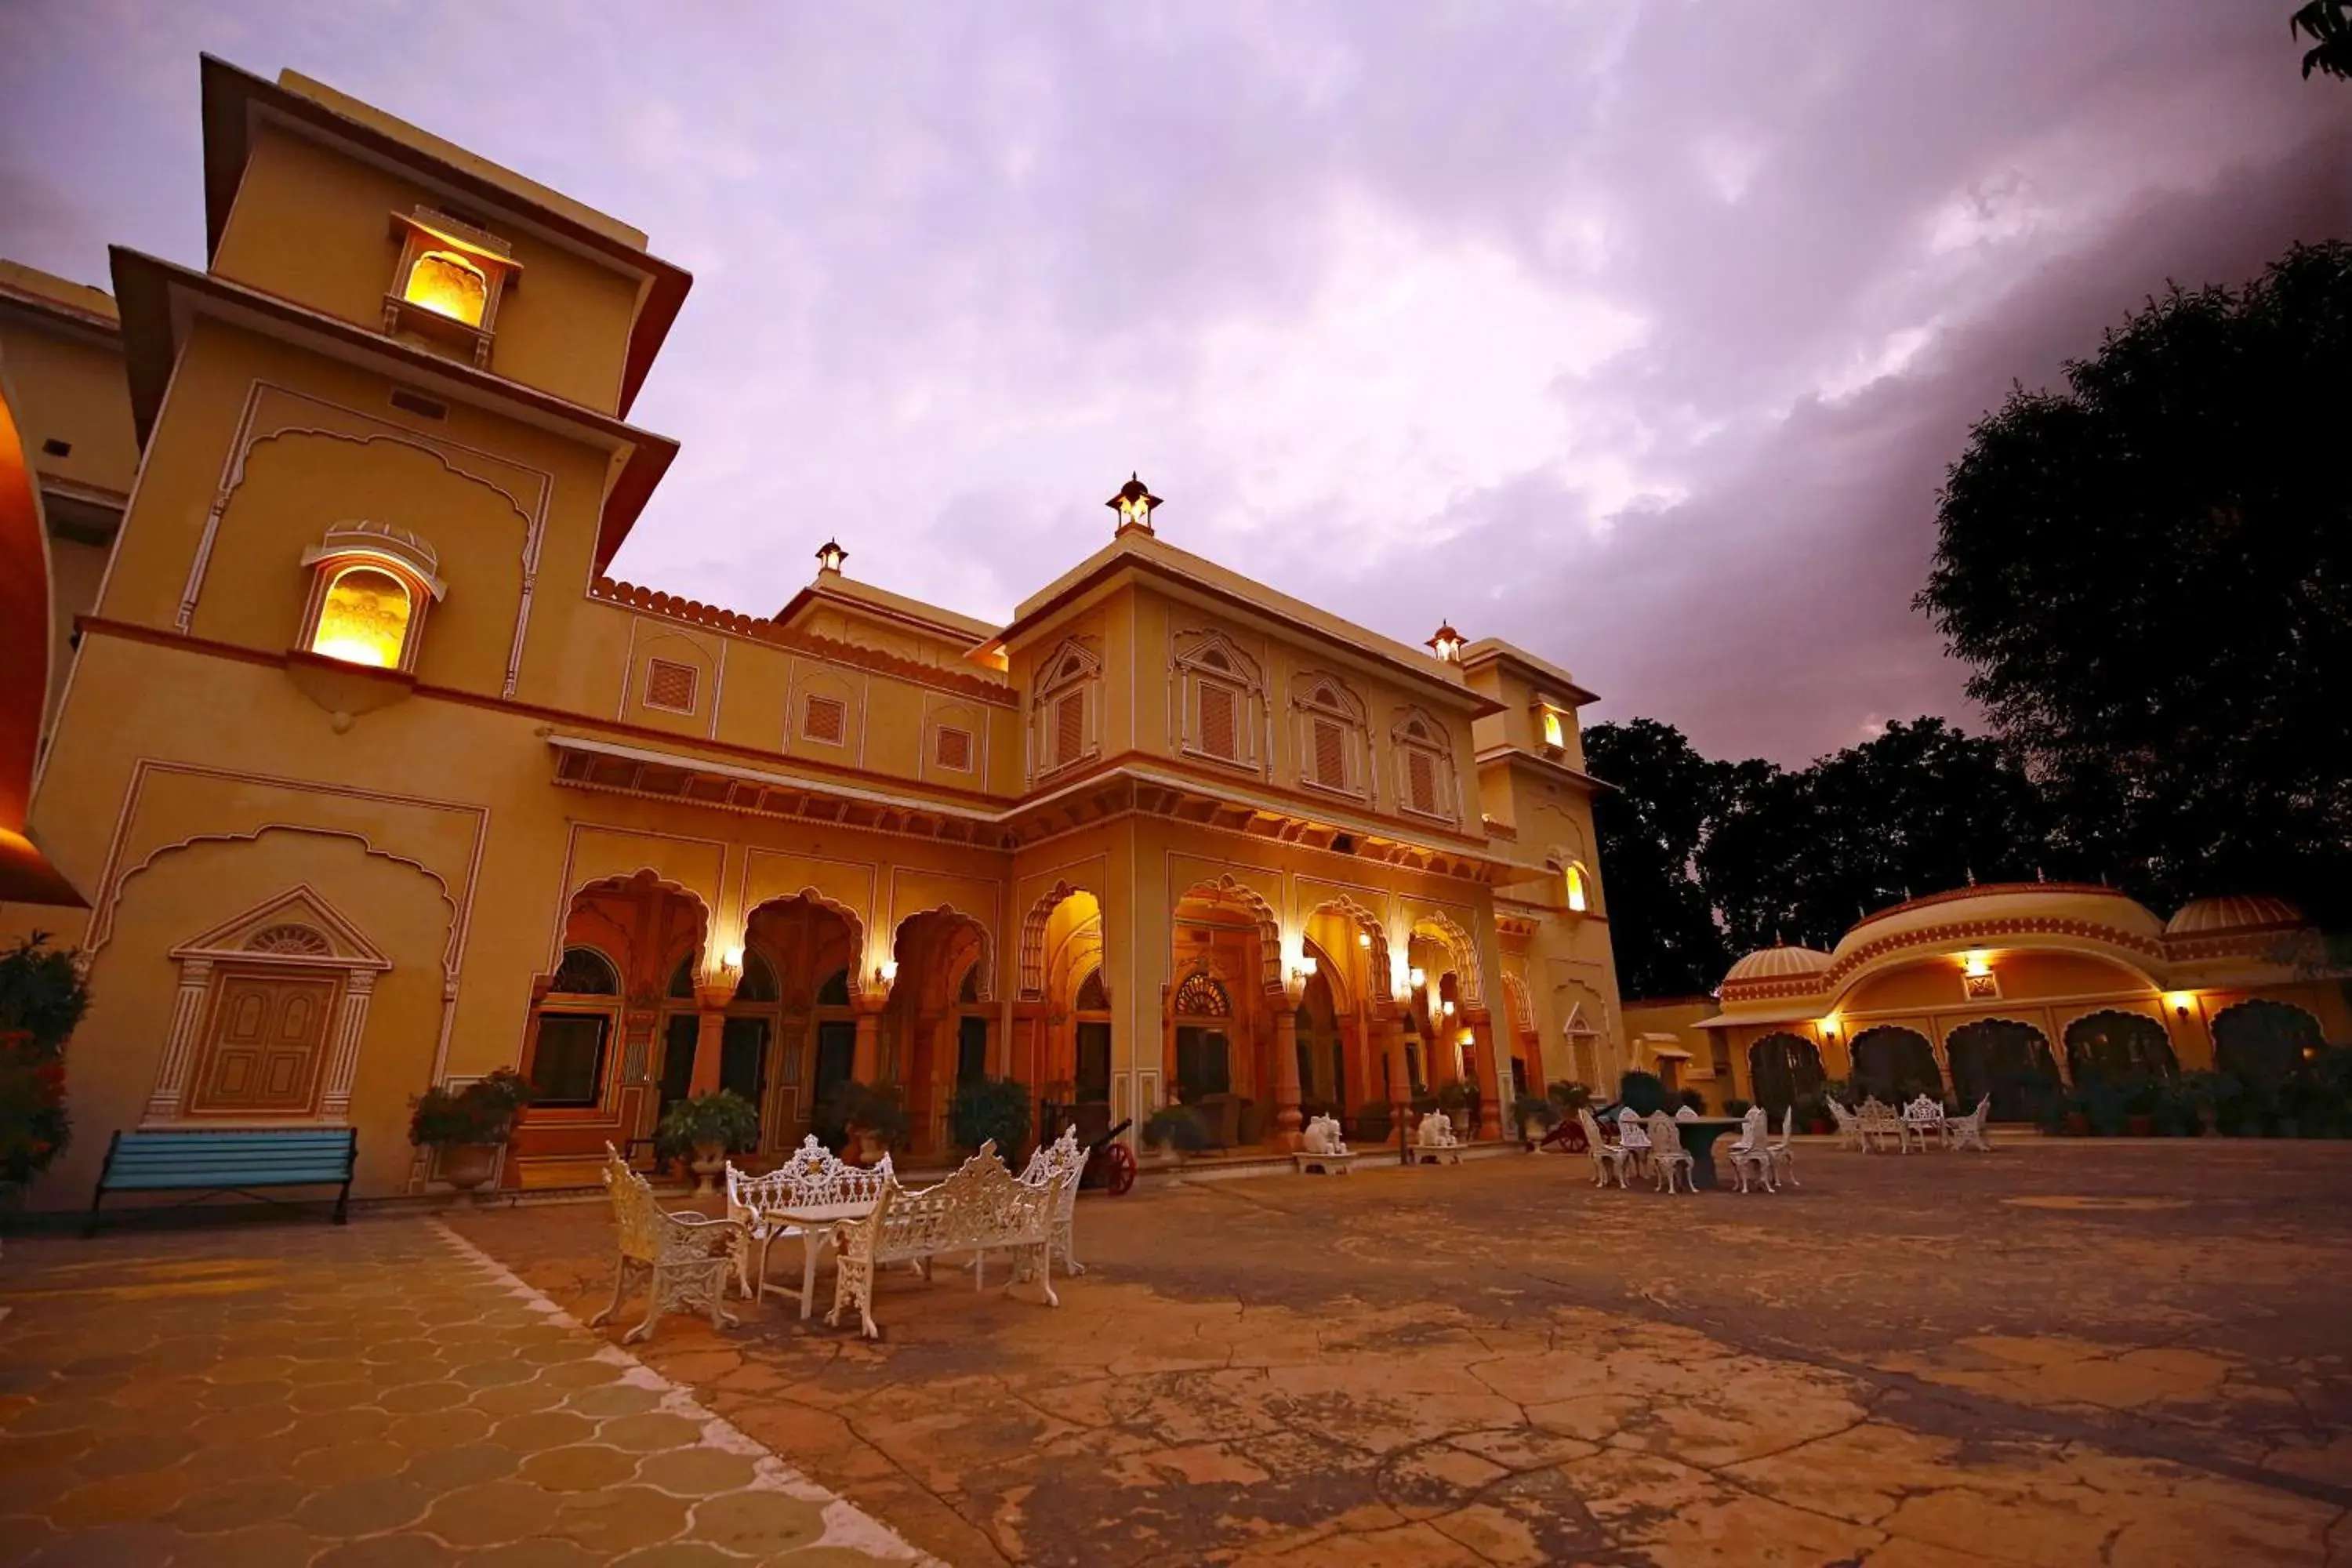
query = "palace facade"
(1625, 884, 2348, 1119)
(0, 58, 1624, 1205)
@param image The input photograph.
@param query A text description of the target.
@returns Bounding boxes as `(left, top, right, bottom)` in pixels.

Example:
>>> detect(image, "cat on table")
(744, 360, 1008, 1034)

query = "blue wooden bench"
(85, 1128, 358, 1236)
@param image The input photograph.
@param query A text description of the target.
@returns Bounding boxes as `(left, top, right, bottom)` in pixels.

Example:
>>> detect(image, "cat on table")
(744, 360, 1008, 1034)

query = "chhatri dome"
(1721, 946, 1832, 985)
(2165, 895, 2304, 935)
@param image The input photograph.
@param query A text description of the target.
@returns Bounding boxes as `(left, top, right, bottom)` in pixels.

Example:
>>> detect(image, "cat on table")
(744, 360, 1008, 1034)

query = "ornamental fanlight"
(1108, 473, 1162, 536)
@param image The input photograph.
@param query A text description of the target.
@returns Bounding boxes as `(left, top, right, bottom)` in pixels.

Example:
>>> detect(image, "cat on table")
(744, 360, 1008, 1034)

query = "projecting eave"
(773, 575, 999, 650)
(1458, 638, 1600, 709)
(108, 248, 677, 572)
(1475, 743, 1609, 793)
(198, 54, 691, 416)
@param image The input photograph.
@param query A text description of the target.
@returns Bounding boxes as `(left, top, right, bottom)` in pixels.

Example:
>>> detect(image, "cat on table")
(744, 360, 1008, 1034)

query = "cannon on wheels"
(1535, 1114, 1589, 1155)
(1080, 1119, 1137, 1196)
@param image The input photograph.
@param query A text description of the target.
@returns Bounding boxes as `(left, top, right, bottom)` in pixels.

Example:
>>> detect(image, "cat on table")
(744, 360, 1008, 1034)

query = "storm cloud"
(4, 1, 2344, 761)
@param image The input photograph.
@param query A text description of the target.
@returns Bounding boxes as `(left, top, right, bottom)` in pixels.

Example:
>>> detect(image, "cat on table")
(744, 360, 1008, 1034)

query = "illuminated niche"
(298, 521, 446, 675)
(383, 208, 520, 367)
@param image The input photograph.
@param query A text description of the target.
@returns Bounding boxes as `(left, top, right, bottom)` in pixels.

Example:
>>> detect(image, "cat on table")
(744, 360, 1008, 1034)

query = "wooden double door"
(190, 971, 339, 1116)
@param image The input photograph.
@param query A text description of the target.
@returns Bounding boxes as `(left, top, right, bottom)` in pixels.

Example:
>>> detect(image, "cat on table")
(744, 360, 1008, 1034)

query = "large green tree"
(1583, 719, 1730, 998)
(1918, 241, 2352, 924)
(2294, 2, 2352, 80)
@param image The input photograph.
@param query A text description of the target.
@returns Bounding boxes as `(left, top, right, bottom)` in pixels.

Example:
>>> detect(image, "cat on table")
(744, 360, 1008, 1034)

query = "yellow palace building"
(0, 58, 1626, 1206)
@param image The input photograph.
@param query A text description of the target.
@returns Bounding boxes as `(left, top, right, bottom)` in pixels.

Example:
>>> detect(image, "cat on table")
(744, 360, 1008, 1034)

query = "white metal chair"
(1765, 1107, 1798, 1187)
(1945, 1094, 1993, 1152)
(1726, 1107, 1775, 1193)
(1825, 1099, 1865, 1151)
(1579, 1108, 1633, 1189)
(591, 1144, 746, 1345)
(1646, 1112, 1694, 1195)
(1616, 1107, 1653, 1181)
(1901, 1094, 1946, 1152)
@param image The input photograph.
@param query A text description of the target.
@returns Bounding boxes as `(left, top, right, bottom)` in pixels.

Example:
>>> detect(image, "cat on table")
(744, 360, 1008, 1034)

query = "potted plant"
(1616, 1070, 1668, 1118)
(0, 935, 88, 1237)
(408, 1069, 532, 1196)
(949, 1075, 1031, 1157)
(655, 1089, 760, 1195)
(1724, 1097, 1752, 1119)
(837, 1080, 909, 1166)
(1512, 1092, 1559, 1145)
(1142, 1104, 1216, 1158)
(1436, 1078, 1480, 1137)
(1352, 1099, 1396, 1145)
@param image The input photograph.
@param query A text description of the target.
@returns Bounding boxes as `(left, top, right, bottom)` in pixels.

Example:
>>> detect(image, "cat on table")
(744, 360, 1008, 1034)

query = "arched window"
(311, 567, 412, 669)
(1033, 637, 1102, 778)
(405, 250, 488, 325)
(1173, 972, 1230, 1017)
(1946, 1018, 2060, 1121)
(1392, 709, 1458, 822)
(1541, 709, 1565, 749)
(668, 954, 695, 999)
(815, 967, 852, 1007)
(298, 522, 444, 673)
(1563, 863, 1588, 913)
(734, 949, 779, 1004)
(1747, 1033, 1825, 1116)
(1849, 1025, 1944, 1102)
(1075, 967, 1109, 1012)
(550, 946, 619, 996)
(1293, 672, 1367, 796)
(1174, 631, 1264, 771)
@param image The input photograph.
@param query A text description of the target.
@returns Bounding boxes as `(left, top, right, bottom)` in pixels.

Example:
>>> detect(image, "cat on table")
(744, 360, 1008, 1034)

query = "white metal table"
(752, 1198, 878, 1320)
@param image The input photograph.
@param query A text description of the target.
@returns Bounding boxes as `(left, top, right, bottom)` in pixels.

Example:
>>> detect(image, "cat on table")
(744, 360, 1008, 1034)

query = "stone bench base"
(1412, 1145, 1465, 1166)
(1292, 1151, 1359, 1175)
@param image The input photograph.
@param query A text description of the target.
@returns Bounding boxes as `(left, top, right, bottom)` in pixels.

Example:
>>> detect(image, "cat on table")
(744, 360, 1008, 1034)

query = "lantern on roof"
(815, 538, 848, 574)
(1426, 620, 1464, 663)
(1108, 474, 1162, 536)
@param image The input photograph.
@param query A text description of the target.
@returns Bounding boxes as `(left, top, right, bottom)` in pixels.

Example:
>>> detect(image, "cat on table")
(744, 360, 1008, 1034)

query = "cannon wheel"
(1103, 1141, 1137, 1196)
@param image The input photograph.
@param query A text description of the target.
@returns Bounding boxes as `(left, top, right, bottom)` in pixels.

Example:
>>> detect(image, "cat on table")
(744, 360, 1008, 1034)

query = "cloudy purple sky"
(3, 3, 2345, 763)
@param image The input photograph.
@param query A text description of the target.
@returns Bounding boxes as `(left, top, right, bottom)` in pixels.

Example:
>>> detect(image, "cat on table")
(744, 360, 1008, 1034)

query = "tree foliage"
(1584, 719, 1729, 997)
(2293, 2, 2352, 80)
(1918, 241, 2352, 921)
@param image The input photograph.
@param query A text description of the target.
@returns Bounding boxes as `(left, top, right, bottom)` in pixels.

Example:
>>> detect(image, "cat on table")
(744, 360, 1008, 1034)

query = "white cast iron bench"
(972, 1125, 1091, 1280)
(725, 1134, 895, 1319)
(827, 1142, 1059, 1340)
(591, 1144, 747, 1345)
(1291, 1112, 1360, 1175)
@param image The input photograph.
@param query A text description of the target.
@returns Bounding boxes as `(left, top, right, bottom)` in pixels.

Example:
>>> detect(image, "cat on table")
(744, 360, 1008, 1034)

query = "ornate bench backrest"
(602, 1144, 670, 1266)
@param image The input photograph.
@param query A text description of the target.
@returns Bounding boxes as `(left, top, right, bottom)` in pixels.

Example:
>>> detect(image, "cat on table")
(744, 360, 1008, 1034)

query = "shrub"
(1512, 1093, 1559, 1134)
(1617, 1070, 1668, 1117)
(1725, 1097, 1752, 1118)
(1546, 1080, 1594, 1114)
(408, 1069, 532, 1148)
(1142, 1104, 1216, 1152)
(1353, 1100, 1395, 1144)
(837, 1080, 909, 1147)
(656, 1089, 761, 1156)
(949, 1076, 1031, 1153)
(0, 934, 88, 1187)
(1436, 1080, 1481, 1121)
(1676, 1087, 1706, 1113)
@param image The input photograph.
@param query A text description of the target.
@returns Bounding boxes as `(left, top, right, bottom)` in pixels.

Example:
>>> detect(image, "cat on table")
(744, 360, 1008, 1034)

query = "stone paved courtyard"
(5, 1141, 2351, 1566)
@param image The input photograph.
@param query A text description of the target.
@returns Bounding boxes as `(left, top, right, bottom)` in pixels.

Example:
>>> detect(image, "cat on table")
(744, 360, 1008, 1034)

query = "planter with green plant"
(655, 1089, 760, 1195)
(1546, 1080, 1593, 1117)
(1352, 1099, 1396, 1145)
(1616, 1070, 1668, 1117)
(1725, 1097, 1752, 1118)
(1142, 1104, 1216, 1156)
(837, 1080, 909, 1165)
(1512, 1092, 1559, 1145)
(949, 1075, 1031, 1156)
(408, 1069, 532, 1195)
(0, 935, 89, 1228)
(1436, 1077, 1482, 1136)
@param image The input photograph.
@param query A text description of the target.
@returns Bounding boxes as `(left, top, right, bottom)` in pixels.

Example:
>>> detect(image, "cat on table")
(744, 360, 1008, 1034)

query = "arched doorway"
(2063, 1010, 2180, 1087)
(738, 892, 862, 1152)
(1171, 877, 1277, 1146)
(1294, 949, 1346, 1120)
(2213, 999, 2324, 1087)
(886, 906, 993, 1154)
(1849, 1025, 1943, 1102)
(1747, 1032, 1824, 1117)
(1945, 1018, 2060, 1121)
(1025, 886, 1108, 1145)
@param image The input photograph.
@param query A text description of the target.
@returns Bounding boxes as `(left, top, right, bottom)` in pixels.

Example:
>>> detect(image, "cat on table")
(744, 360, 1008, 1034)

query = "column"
(1468, 1011, 1504, 1140)
(319, 971, 378, 1122)
(1380, 1011, 1410, 1134)
(143, 957, 216, 1124)
(852, 995, 884, 1084)
(690, 982, 732, 1095)
(1272, 1005, 1303, 1144)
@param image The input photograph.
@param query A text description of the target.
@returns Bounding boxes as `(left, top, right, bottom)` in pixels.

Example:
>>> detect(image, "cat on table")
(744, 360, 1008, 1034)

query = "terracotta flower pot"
(2126, 1114, 2154, 1138)
(439, 1142, 500, 1196)
(688, 1142, 727, 1198)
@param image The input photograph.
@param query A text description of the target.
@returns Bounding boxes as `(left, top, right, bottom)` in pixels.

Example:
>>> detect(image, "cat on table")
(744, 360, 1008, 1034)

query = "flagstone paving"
(0, 1218, 927, 1566)
(445, 1140, 2352, 1567)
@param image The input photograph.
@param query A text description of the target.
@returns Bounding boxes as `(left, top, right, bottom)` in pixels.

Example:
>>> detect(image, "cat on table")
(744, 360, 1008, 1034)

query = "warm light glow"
(1409, 965, 1427, 989)
(1299, 954, 1318, 978)
(1356, 931, 1372, 949)
(1565, 864, 1588, 913)
(877, 959, 899, 985)
(1819, 1016, 1839, 1038)
(1442, 999, 1456, 1018)
(403, 250, 488, 325)
(1961, 950, 1992, 978)
(815, 538, 848, 573)
(721, 946, 745, 971)
(1542, 709, 1564, 748)
(310, 566, 412, 668)
(2165, 991, 2196, 1016)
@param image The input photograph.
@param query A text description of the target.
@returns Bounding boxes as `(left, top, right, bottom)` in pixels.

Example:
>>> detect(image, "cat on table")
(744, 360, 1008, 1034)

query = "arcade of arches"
(1696, 884, 2349, 1122)
(509, 868, 1532, 1185)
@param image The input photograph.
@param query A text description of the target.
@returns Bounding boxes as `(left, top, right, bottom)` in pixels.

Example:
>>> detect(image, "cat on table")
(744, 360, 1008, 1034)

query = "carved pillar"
(1380, 1011, 1410, 1134)
(690, 982, 732, 1095)
(1272, 1004, 1303, 1145)
(1467, 1010, 1504, 1140)
(144, 957, 216, 1124)
(319, 970, 379, 1123)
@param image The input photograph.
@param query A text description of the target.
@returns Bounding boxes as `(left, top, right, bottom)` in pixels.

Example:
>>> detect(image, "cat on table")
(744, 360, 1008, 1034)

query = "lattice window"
(1199, 683, 1239, 760)
(1173, 972, 1231, 1017)
(1054, 691, 1085, 768)
(804, 694, 847, 745)
(1407, 749, 1439, 814)
(246, 924, 330, 956)
(1312, 717, 1347, 787)
(935, 726, 973, 771)
(644, 658, 698, 713)
(551, 946, 620, 996)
